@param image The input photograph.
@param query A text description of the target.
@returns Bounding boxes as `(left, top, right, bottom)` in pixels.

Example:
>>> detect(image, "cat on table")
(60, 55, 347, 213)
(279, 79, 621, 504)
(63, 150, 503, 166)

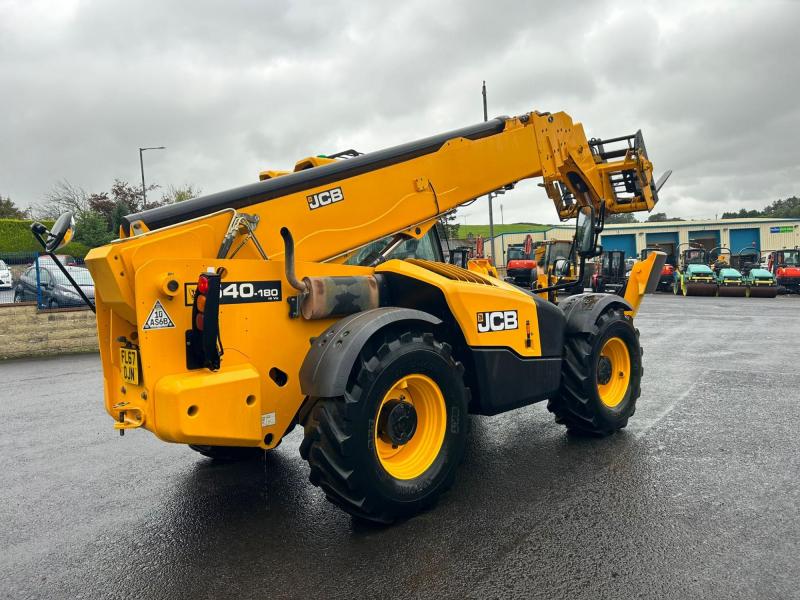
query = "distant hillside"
(457, 223, 549, 238)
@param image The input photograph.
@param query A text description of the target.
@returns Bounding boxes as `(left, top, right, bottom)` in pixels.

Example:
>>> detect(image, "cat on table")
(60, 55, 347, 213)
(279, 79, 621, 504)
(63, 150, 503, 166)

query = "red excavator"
(767, 247, 800, 294)
(505, 234, 537, 287)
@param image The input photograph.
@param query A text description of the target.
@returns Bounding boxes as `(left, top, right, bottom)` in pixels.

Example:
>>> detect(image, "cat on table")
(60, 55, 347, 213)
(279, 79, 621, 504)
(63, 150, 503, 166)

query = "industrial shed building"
(481, 218, 800, 268)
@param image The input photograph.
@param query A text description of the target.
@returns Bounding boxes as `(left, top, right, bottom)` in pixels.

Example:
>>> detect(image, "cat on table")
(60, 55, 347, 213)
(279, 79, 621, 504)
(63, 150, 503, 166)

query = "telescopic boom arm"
(121, 111, 666, 264)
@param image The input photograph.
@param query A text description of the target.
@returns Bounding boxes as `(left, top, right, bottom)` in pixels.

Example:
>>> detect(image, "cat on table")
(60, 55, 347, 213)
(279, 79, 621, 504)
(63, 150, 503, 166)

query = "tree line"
(605, 195, 799, 224)
(0, 180, 199, 248)
(721, 196, 800, 219)
(605, 212, 684, 224)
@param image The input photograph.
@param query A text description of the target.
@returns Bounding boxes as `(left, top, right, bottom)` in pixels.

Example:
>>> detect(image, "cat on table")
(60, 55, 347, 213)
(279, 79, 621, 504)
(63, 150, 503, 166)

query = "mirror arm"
(31, 226, 48, 250)
(534, 278, 582, 295)
(30, 219, 95, 313)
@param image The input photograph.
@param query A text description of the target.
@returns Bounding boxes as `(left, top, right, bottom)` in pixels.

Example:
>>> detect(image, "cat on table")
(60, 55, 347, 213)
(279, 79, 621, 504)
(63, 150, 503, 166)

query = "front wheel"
(548, 309, 642, 436)
(300, 330, 469, 523)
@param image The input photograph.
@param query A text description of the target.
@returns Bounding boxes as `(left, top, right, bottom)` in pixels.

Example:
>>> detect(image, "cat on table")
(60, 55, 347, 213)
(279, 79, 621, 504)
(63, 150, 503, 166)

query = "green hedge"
(458, 223, 549, 237)
(0, 219, 91, 258)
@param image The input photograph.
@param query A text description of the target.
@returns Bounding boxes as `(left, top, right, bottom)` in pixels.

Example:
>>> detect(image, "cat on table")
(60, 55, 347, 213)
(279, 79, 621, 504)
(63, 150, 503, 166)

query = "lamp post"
(482, 81, 498, 263)
(139, 146, 166, 207)
(487, 188, 505, 262)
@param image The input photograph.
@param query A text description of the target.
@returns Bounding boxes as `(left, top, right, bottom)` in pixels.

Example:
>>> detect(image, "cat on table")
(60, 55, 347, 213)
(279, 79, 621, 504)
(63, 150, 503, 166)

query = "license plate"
(120, 348, 140, 385)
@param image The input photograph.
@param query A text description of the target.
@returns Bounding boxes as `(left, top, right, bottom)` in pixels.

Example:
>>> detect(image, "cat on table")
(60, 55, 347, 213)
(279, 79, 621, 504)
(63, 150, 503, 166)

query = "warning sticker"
(143, 300, 175, 330)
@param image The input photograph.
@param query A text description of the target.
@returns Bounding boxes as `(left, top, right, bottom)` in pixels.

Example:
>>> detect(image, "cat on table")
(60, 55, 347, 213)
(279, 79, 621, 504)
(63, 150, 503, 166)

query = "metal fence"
(0, 252, 91, 310)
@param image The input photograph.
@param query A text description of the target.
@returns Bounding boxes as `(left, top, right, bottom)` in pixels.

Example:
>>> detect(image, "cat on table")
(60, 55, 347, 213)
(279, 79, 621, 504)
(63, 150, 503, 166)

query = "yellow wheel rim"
(597, 337, 631, 408)
(375, 374, 447, 480)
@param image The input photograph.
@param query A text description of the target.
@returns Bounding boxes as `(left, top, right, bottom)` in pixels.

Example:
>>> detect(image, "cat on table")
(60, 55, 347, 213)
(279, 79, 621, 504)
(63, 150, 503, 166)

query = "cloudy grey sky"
(1, 0, 798, 225)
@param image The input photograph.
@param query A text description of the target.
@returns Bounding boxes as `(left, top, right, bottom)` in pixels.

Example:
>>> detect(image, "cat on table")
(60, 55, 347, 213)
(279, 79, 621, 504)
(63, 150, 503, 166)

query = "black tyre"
(48, 298, 58, 309)
(300, 330, 469, 523)
(188, 444, 266, 461)
(548, 309, 641, 436)
(13, 290, 23, 303)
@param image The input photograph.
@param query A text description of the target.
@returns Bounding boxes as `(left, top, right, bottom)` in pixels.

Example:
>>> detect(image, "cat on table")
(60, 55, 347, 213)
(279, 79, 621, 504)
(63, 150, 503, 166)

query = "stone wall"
(0, 303, 99, 360)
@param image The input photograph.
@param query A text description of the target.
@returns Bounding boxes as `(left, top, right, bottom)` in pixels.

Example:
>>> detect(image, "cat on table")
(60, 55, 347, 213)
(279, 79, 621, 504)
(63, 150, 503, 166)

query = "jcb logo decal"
(477, 310, 518, 333)
(307, 187, 344, 210)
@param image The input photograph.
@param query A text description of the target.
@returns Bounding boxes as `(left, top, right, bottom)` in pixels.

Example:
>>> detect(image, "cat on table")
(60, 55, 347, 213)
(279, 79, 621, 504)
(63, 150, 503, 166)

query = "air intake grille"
(405, 259, 494, 285)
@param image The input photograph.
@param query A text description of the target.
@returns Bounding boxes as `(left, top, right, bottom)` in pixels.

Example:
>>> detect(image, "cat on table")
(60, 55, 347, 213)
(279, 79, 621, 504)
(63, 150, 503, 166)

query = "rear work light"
(187, 272, 223, 370)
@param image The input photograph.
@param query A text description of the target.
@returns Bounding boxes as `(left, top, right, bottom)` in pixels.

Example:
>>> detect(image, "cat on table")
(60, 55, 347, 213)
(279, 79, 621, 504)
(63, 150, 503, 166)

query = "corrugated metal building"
(482, 218, 800, 267)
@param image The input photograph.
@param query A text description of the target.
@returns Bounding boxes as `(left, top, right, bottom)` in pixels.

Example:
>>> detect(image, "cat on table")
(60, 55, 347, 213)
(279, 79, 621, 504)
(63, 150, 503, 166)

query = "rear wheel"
(188, 445, 266, 461)
(548, 309, 642, 436)
(300, 330, 468, 523)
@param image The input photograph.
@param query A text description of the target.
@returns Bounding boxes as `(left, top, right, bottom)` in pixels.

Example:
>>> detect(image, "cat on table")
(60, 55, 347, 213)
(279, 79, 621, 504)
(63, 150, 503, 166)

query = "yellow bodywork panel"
(92, 252, 373, 448)
(376, 260, 543, 357)
(154, 364, 262, 445)
(624, 250, 667, 316)
(90, 244, 552, 447)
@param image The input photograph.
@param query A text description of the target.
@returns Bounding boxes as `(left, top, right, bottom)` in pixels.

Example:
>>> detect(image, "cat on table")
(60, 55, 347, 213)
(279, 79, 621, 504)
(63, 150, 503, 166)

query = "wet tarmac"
(1, 294, 799, 599)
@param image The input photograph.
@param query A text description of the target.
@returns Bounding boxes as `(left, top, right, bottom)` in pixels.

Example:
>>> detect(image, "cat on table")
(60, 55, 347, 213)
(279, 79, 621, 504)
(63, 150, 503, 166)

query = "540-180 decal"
(184, 280, 282, 306)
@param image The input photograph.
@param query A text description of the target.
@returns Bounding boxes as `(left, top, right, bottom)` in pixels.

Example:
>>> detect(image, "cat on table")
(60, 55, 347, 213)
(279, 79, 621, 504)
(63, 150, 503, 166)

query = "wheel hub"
(378, 399, 418, 446)
(597, 356, 612, 385)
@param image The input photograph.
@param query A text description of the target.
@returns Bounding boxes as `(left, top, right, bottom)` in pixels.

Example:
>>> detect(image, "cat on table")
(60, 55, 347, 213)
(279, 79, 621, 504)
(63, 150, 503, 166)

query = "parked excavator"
(505, 234, 537, 287)
(766, 247, 800, 294)
(33, 108, 668, 523)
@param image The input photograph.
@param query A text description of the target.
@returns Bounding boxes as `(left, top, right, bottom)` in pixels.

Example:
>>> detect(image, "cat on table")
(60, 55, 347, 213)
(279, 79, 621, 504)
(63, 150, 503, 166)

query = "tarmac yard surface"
(1, 294, 799, 599)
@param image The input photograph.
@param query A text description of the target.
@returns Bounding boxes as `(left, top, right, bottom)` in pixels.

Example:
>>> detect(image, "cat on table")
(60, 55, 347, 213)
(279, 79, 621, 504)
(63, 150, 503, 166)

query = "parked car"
(37, 254, 78, 267)
(13, 264, 94, 308)
(0, 260, 12, 289)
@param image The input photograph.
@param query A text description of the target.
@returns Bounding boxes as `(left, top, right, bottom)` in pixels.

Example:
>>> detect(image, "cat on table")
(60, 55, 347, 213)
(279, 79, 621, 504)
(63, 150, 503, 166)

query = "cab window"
(344, 228, 442, 266)
(507, 248, 524, 261)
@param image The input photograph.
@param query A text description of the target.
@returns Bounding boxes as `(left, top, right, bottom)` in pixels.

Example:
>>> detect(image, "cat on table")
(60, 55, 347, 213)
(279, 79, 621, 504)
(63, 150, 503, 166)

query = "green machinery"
(709, 247, 747, 297)
(674, 244, 718, 296)
(732, 247, 778, 298)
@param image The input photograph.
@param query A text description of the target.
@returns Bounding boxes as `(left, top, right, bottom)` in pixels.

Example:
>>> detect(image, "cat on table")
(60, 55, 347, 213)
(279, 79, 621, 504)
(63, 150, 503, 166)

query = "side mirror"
(575, 205, 597, 257)
(44, 212, 76, 253)
(553, 258, 571, 276)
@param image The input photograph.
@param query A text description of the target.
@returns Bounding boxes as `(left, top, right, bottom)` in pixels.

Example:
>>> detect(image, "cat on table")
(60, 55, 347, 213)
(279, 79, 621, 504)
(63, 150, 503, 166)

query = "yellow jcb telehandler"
(34, 110, 668, 523)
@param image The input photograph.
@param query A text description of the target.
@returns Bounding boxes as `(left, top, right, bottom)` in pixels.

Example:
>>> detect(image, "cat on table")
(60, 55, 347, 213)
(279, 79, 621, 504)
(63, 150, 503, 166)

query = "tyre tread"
(547, 309, 641, 436)
(300, 330, 467, 523)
